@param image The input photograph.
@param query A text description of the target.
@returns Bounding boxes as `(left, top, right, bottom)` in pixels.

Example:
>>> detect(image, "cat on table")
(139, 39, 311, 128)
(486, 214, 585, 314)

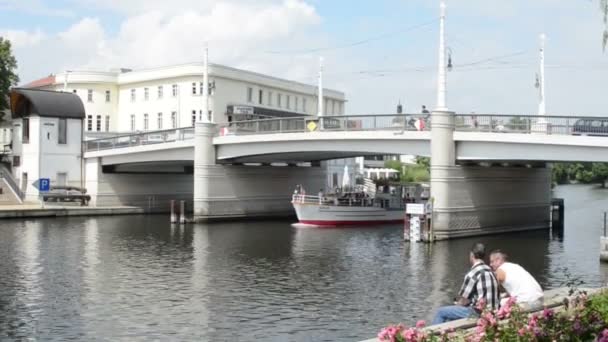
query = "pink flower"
(415, 320, 426, 329)
(542, 308, 554, 320)
(518, 328, 526, 337)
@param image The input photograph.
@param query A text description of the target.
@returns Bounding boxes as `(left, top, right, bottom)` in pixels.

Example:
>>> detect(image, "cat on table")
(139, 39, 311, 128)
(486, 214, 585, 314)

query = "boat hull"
(292, 202, 404, 227)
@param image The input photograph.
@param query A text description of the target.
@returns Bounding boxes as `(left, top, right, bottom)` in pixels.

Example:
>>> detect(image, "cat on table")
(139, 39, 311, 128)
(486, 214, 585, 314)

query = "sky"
(2, 0, 608, 115)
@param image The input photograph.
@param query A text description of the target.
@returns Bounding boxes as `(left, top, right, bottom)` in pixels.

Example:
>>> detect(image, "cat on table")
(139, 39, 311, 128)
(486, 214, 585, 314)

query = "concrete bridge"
(82, 113, 608, 239)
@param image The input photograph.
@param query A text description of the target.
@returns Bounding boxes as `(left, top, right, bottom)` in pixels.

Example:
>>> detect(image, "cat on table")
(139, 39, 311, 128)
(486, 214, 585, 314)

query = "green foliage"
(384, 159, 430, 183)
(415, 156, 430, 169)
(0, 37, 19, 115)
(506, 116, 529, 131)
(552, 162, 608, 187)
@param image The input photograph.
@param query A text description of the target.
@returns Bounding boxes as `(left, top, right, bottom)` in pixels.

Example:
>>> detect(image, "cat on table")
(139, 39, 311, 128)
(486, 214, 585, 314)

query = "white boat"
(291, 194, 405, 227)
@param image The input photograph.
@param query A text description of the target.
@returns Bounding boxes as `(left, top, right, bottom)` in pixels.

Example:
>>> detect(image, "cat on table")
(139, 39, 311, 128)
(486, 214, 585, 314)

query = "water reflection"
(0, 185, 607, 341)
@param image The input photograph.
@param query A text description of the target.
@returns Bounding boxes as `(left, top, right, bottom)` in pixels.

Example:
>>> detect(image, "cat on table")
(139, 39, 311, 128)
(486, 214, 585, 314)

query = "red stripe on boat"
(299, 219, 404, 226)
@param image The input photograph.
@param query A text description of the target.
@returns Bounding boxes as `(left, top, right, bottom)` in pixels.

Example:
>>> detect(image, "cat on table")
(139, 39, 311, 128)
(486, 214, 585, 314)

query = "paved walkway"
(0, 203, 144, 218)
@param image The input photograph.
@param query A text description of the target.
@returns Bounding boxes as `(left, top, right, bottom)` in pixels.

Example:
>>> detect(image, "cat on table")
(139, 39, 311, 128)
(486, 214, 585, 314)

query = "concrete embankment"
(359, 287, 604, 342)
(0, 204, 144, 219)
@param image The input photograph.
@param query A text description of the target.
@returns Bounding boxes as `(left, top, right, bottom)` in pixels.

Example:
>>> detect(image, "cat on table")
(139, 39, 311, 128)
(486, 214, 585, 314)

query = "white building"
(10, 88, 84, 201)
(24, 63, 347, 134)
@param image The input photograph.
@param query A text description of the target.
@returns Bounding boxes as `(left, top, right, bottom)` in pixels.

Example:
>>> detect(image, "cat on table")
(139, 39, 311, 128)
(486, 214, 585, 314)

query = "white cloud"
(1, 29, 45, 49)
(10, 0, 321, 85)
(0, 0, 74, 17)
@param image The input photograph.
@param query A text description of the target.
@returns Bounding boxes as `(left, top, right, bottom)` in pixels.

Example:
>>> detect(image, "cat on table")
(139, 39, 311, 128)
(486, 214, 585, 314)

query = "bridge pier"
(193, 122, 217, 221)
(429, 110, 552, 240)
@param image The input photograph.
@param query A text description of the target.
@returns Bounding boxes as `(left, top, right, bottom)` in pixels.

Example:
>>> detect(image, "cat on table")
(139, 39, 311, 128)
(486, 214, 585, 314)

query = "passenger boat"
(291, 191, 405, 227)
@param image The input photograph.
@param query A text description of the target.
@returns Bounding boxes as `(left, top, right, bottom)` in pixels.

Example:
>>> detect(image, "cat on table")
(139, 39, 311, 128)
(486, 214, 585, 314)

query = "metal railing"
(218, 114, 431, 135)
(83, 113, 608, 152)
(455, 114, 608, 136)
(85, 127, 194, 152)
(0, 166, 24, 202)
(292, 194, 377, 207)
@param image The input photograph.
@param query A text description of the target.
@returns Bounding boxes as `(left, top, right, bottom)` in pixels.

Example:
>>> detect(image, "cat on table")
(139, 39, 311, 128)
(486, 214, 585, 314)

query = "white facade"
(12, 116, 83, 201)
(30, 63, 346, 134)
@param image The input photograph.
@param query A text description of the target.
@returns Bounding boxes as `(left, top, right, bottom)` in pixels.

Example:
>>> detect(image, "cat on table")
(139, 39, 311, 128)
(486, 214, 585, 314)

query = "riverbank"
(0, 204, 144, 219)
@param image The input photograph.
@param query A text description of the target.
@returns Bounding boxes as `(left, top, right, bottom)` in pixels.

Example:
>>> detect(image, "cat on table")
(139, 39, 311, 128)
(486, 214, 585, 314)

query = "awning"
(10, 88, 85, 119)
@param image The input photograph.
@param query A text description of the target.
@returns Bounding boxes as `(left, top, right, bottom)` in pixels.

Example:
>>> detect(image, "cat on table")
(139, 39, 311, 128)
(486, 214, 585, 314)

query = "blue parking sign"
(33, 178, 51, 192)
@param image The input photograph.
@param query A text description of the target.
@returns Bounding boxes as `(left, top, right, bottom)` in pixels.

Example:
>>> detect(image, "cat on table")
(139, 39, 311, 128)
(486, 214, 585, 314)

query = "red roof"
(22, 75, 56, 88)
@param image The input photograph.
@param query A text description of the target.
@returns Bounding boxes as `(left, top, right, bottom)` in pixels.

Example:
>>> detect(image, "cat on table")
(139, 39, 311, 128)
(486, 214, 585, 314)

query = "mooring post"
(170, 200, 177, 223)
(179, 200, 186, 224)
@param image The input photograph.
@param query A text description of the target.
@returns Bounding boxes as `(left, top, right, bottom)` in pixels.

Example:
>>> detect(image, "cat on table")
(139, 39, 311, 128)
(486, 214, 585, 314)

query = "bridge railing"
(84, 127, 195, 152)
(454, 114, 602, 135)
(218, 114, 431, 135)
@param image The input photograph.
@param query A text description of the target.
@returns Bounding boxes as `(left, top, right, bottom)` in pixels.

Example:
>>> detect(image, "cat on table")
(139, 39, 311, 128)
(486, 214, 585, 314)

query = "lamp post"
(435, 1, 448, 112)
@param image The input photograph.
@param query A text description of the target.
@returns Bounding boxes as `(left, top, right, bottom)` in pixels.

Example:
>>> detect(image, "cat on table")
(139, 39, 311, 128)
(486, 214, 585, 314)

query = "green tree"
(414, 156, 430, 170)
(592, 163, 608, 187)
(552, 163, 570, 184)
(0, 37, 19, 116)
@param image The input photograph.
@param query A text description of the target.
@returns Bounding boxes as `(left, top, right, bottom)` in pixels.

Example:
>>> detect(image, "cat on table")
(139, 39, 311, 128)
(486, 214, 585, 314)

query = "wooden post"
(179, 200, 186, 224)
(170, 200, 177, 223)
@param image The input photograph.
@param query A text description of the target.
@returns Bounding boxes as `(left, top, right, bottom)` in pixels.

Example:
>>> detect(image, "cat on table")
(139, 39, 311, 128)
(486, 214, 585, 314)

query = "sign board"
(232, 105, 254, 115)
(32, 178, 50, 192)
(406, 203, 425, 215)
(307, 120, 318, 132)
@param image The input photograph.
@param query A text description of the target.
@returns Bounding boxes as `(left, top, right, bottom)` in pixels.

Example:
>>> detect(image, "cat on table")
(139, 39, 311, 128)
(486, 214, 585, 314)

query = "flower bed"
(378, 290, 608, 342)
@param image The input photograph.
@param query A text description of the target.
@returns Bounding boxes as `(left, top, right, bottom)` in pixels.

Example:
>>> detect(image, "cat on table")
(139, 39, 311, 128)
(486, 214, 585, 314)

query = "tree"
(592, 163, 608, 187)
(0, 37, 19, 116)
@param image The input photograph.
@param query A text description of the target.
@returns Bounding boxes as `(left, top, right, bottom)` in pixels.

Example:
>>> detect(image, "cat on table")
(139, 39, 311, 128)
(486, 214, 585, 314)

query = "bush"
(378, 291, 608, 342)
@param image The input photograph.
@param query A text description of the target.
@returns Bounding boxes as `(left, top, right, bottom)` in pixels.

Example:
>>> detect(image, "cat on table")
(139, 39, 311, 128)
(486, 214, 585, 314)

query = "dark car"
(572, 118, 608, 136)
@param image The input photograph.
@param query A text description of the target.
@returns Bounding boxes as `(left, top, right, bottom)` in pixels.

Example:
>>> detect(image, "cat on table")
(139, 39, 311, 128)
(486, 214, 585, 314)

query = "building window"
(13, 155, 20, 167)
(87, 115, 92, 131)
(277, 93, 282, 108)
(324, 98, 329, 115)
(200, 82, 204, 95)
(295, 97, 299, 112)
(192, 82, 197, 95)
(247, 87, 253, 103)
(268, 91, 273, 106)
(58, 118, 67, 144)
(105, 115, 110, 132)
(130, 114, 135, 131)
(303, 98, 307, 112)
(286, 95, 291, 110)
(143, 114, 149, 130)
(96, 115, 101, 132)
(157, 113, 163, 129)
(191, 110, 196, 126)
(258, 89, 263, 104)
(158, 86, 164, 99)
(172, 84, 178, 97)
(131, 89, 136, 101)
(87, 89, 93, 102)
(144, 88, 149, 101)
(171, 111, 177, 128)
(332, 100, 336, 115)
(105, 90, 111, 102)
(22, 118, 29, 144)
(338, 102, 343, 115)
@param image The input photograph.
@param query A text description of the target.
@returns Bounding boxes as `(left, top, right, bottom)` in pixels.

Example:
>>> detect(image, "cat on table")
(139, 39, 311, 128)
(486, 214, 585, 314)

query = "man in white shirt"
(489, 250, 544, 311)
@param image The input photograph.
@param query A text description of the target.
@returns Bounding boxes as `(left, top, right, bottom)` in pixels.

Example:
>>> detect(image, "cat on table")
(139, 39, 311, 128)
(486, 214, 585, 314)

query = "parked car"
(572, 118, 608, 136)
(42, 186, 91, 206)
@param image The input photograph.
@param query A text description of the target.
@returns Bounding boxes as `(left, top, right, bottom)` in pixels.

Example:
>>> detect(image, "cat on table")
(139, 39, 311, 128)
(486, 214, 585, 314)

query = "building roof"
(10, 88, 85, 119)
(22, 75, 56, 88)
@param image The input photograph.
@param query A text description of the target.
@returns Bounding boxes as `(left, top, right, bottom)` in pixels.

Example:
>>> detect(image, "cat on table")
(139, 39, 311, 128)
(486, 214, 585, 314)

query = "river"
(0, 184, 607, 341)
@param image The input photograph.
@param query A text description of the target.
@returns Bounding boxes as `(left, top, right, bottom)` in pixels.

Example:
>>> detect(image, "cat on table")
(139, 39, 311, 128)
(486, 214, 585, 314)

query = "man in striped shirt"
(431, 243, 499, 325)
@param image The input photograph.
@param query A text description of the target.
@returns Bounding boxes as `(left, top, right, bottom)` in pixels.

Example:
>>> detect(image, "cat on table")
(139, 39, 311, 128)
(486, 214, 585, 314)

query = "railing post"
(279, 119, 283, 133)
(256, 120, 260, 133)
(374, 116, 377, 130)
(97, 141, 100, 151)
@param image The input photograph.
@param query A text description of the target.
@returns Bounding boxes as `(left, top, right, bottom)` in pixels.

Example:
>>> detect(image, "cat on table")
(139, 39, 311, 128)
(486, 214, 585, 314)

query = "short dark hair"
(470, 243, 486, 259)
(490, 249, 508, 260)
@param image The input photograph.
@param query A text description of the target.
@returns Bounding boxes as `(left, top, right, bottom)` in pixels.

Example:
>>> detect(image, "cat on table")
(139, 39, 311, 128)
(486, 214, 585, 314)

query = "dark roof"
(10, 88, 85, 119)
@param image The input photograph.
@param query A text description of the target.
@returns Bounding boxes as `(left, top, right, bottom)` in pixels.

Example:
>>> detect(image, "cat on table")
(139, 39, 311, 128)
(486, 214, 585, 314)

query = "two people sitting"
(432, 243, 544, 325)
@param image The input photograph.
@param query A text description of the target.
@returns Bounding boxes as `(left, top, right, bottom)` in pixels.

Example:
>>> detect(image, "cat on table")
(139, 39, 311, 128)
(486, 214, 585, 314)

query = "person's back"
(498, 262, 543, 303)
(462, 262, 499, 311)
